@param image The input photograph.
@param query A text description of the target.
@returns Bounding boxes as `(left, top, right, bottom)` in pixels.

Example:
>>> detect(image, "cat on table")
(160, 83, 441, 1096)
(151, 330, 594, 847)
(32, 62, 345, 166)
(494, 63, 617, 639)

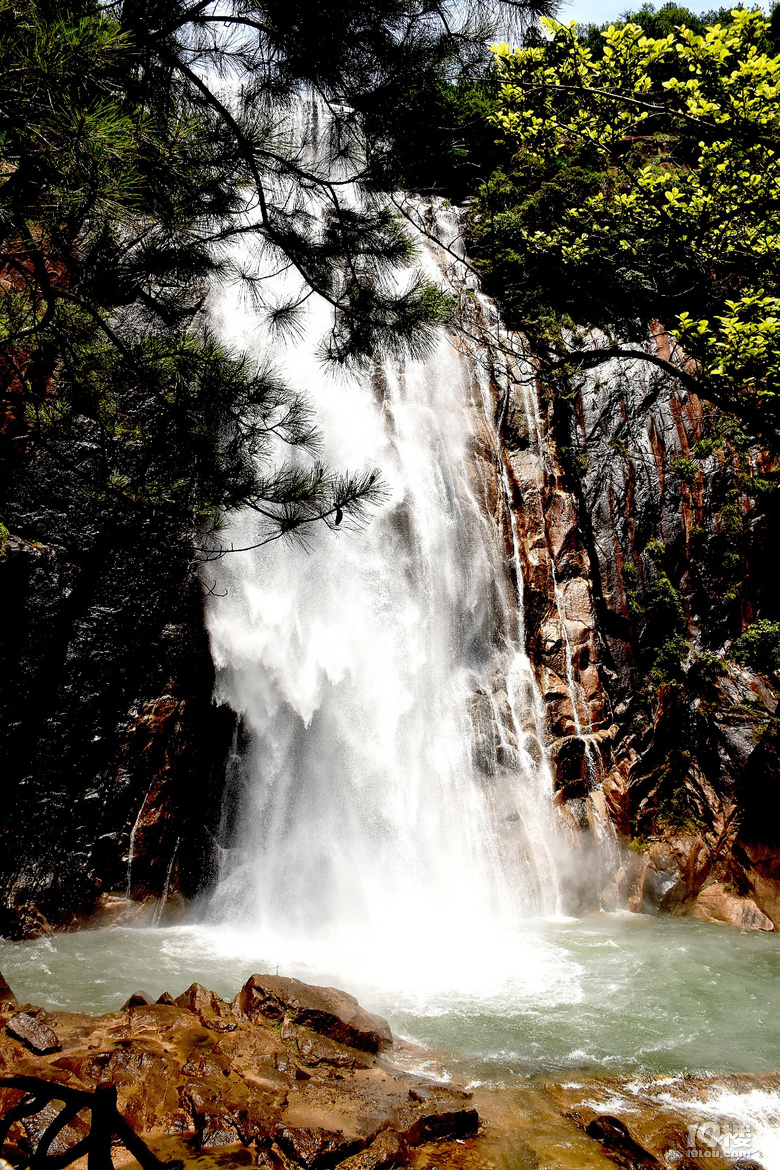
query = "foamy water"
(203, 97, 573, 973)
(2, 914, 779, 1081)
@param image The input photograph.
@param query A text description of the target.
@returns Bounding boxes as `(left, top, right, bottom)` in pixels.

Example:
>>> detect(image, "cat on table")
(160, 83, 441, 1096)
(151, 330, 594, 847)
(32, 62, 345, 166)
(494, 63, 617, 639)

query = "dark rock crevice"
(0, 444, 235, 938)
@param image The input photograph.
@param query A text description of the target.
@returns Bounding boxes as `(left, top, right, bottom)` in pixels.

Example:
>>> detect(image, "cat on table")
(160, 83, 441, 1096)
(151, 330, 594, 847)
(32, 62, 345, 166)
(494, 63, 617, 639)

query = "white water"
(3, 915, 780, 1080)
(4, 917, 780, 1166)
(203, 99, 569, 995)
(3, 102, 780, 1163)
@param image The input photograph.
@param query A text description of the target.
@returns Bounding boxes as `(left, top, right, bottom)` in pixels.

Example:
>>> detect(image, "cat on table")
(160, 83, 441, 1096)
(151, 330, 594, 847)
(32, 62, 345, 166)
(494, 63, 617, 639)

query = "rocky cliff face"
(0, 442, 234, 938)
(2, 304, 779, 940)
(497, 329, 780, 929)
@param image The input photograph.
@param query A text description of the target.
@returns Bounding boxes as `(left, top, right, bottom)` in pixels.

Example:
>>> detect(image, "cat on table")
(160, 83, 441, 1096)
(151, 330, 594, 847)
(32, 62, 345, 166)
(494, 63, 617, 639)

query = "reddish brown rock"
(122, 991, 154, 1009)
(281, 1019, 374, 1069)
(0, 975, 475, 1169)
(545, 1072, 780, 1170)
(585, 1114, 661, 1169)
(19, 1100, 90, 1159)
(489, 326, 780, 927)
(686, 882, 774, 931)
(236, 975, 392, 1054)
(398, 1105, 479, 1145)
(741, 846, 780, 931)
(0, 971, 17, 1009)
(275, 1124, 364, 1168)
(192, 1107, 241, 1149)
(174, 981, 227, 1017)
(337, 1131, 405, 1170)
(6, 1012, 61, 1055)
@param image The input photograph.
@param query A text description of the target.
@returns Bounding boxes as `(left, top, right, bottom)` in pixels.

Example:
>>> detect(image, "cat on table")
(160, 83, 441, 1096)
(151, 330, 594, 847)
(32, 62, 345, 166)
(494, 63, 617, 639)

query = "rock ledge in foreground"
(237, 973, 393, 1054)
(0, 969, 476, 1170)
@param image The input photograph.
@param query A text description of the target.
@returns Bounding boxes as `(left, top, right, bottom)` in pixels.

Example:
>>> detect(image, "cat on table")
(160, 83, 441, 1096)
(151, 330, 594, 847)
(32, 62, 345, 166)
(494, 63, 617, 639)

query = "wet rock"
(624, 835, 712, 916)
(91, 1044, 178, 1133)
(686, 883, 774, 931)
(6, 1011, 61, 1054)
(281, 1019, 374, 1069)
(640, 864, 680, 910)
(552, 735, 589, 796)
(547, 1071, 779, 1170)
(395, 1101, 480, 1145)
(0, 903, 53, 941)
(735, 733, 780, 929)
(275, 1124, 363, 1168)
(0, 467, 237, 939)
(123, 991, 154, 1009)
(274, 1051, 312, 1081)
(175, 982, 227, 1017)
(236, 975, 392, 1054)
(557, 350, 780, 917)
(337, 1131, 406, 1170)
(20, 1100, 90, 1158)
(739, 843, 780, 931)
(256, 1150, 287, 1169)
(172, 983, 238, 1032)
(181, 1048, 232, 1080)
(585, 1115, 660, 1169)
(193, 1109, 241, 1149)
(0, 971, 17, 1009)
(205, 1017, 238, 1034)
(0, 975, 475, 1168)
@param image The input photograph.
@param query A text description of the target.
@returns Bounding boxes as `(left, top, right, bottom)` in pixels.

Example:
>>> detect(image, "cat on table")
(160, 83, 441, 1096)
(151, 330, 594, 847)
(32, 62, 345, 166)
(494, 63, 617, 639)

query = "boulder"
(173, 983, 237, 1031)
(585, 1114, 660, 1169)
(236, 975, 392, 1054)
(336, 1132, 405, 1170)
(547, 1071, 779, 1170)
(122, 991, 154, 1009)
(193, 1109, 241, 1149)
(280, 1019, 374, 1069)
(19, 1100, 90, 1158)
(0, 974, 477, 1169)
(6, 1011, 60, 1054)
(687, 883, 774, 931)
(395, 1103, 479, 1146)
(274, 1124, 364, 1168)
(174, 982, 227, 1016)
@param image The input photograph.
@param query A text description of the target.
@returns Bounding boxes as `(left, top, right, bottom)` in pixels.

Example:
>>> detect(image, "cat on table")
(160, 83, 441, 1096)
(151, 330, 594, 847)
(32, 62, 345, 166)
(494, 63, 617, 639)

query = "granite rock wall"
(499, 329, 780, 928)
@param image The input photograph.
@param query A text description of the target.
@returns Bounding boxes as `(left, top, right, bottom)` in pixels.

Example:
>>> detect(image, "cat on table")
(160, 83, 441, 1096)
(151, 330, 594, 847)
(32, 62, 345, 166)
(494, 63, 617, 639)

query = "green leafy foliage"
(467, 5, 780, 445)
(667, 455, 699, 484)
(729, 619, 780, 673)
(458, 1, 780, 835)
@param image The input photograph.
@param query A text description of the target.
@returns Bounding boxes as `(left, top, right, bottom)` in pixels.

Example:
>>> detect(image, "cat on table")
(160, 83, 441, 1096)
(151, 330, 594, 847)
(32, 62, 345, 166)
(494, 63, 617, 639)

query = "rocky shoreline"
(0, 970, 478, 1169)
(1, 969, 778, 1170)
(446, 1072, 778, 1170)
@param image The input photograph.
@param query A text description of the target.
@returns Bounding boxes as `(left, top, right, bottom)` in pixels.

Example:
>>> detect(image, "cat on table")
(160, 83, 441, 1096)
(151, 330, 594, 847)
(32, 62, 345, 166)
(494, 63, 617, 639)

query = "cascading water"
(4, 106, 780, 1157)
(203, 97, 569, 991)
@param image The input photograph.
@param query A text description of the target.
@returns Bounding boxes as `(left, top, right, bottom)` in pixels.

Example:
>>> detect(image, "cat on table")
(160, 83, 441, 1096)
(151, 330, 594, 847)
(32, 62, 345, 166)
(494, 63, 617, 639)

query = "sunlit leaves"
(480, 8, 780, 427)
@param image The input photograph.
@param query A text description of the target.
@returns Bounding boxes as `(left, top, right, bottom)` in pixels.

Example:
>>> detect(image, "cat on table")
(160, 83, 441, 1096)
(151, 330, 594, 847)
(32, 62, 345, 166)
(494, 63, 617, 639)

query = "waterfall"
(203, 98, 569, 990)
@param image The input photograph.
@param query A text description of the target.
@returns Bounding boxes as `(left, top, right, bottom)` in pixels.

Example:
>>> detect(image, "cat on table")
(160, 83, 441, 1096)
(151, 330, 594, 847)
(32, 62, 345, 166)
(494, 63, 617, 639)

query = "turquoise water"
(1, 912, 778, 1081)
